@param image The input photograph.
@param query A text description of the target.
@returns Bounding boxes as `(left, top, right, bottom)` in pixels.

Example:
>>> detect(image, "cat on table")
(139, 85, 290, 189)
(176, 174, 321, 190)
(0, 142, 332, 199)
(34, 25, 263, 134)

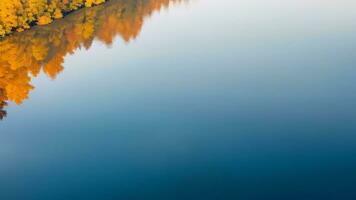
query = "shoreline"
(0, 0, 108, 39)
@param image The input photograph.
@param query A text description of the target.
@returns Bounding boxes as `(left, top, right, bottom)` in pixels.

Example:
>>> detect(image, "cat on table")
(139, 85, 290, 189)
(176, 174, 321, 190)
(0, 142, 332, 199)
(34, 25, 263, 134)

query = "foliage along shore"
(0, 0, 183, 120)
(0, 0, 107, 38)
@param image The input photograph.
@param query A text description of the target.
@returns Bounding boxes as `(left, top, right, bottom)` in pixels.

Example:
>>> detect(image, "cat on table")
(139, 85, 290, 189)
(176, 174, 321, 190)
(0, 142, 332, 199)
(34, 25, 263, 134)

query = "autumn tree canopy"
(0, 0, 107, 38)
(0, 0, 184, 120)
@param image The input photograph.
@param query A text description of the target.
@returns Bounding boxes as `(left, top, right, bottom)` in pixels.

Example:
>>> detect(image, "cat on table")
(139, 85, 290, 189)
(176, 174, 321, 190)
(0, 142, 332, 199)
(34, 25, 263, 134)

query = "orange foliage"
(0, 0, 108, 37)
(0, 0, 184, 120)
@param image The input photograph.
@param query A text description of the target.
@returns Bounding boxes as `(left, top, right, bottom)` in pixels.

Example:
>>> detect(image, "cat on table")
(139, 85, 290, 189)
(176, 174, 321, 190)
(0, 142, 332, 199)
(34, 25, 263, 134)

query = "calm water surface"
(1, 0, 356, 199)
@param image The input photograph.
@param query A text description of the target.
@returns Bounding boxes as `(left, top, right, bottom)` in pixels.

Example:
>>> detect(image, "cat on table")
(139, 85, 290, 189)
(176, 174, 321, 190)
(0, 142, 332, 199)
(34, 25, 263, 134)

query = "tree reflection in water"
(0, 0, 185, 120)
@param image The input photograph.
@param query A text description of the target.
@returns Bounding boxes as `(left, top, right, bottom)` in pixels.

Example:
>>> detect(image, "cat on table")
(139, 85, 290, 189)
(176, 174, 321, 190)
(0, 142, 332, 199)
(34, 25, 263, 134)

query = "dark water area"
(1, 0, 356, 199)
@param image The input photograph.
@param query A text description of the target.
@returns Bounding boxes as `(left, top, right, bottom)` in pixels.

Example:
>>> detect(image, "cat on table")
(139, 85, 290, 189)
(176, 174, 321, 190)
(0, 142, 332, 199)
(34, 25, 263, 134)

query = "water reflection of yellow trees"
(0, 0, 185, 120)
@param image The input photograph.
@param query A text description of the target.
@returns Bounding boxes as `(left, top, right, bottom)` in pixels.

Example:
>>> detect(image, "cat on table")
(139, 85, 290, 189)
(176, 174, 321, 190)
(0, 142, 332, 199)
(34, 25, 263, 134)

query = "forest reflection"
(0, 0, 185, 120)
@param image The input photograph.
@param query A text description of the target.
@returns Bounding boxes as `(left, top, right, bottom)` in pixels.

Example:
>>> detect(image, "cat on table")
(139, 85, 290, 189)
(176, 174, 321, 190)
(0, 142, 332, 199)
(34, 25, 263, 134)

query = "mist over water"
(1, 0, 356, 199)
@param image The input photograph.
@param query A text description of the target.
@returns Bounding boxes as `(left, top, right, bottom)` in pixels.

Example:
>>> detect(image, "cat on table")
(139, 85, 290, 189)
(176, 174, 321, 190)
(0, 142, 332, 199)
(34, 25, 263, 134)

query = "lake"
(1, 0, 356, 199)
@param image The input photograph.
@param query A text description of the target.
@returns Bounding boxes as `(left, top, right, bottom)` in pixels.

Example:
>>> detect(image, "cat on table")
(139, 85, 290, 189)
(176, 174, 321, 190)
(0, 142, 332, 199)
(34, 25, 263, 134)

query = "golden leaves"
(37, 15, 53, 25)
(0, 0, 108, 37)
(0, 0, 184, 120)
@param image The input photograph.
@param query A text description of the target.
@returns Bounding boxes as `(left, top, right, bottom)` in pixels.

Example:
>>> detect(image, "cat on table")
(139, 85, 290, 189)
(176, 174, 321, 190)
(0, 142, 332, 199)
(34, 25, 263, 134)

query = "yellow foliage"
(54, 9, 63, 19)
(37, 15, 53, 25)
(0, 0, 108, 37)
(0, 0, 184, 120)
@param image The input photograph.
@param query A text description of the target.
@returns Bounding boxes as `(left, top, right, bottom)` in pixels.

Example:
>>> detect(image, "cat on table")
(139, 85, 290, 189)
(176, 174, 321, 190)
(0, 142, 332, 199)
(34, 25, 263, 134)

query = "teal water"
(1, 0, 356, 199)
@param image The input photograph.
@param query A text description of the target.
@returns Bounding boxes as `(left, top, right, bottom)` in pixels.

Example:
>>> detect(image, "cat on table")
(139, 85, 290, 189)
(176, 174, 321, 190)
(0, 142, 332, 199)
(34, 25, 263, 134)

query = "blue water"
(1, 0, 356, 199)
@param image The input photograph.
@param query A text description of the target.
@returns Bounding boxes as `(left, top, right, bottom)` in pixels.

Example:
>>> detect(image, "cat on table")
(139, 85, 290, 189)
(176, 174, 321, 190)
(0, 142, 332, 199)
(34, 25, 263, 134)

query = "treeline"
(0, 0, 107, 38)
(0, 0, 184, 120)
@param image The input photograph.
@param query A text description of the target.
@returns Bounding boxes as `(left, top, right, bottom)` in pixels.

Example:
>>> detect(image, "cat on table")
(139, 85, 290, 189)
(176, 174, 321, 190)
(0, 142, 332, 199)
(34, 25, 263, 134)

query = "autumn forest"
(0, 0, 184, 120)
(0, 0, 108, 38)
